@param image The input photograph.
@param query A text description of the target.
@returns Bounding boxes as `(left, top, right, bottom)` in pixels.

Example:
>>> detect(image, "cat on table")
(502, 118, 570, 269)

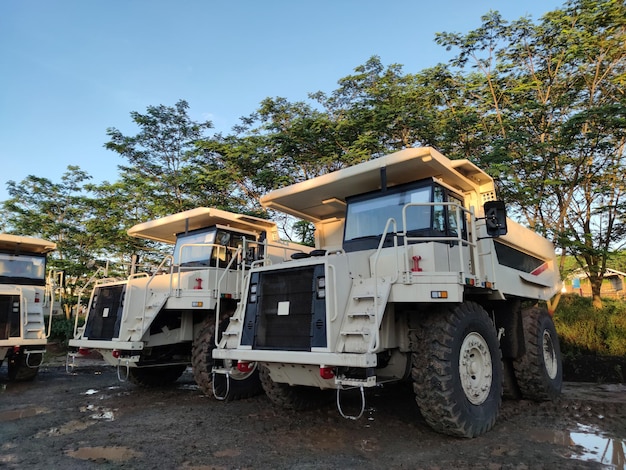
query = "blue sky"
(0, 0, 566, 202)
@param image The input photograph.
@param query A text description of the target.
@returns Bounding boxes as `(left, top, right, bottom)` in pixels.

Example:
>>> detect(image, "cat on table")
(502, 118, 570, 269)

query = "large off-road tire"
(7, 354, 41, 381)
(412, 301, 503, 438)
(259, 365, 334, 411)
(191, 316, 262, 400)
(127, 365, 187, 387)
(513, 306, 562, 401)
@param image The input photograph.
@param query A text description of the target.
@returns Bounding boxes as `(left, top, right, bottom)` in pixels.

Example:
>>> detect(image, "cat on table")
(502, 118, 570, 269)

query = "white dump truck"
(213, 147, 563, 437)
(0, 234, 57, 381)
(68, 207, 310, 398)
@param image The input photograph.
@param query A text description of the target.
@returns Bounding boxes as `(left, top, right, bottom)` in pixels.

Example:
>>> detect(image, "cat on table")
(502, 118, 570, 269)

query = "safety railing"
(399, 202, 479, 280)
(362, 201, 479, 353)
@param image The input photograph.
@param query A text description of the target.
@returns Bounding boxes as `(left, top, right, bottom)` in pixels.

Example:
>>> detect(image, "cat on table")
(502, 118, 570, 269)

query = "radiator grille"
(248, 264, 327, 351)
(84, 284, 125, 340)
(0, 295, 20, 339)
(255, 267, 314, 350)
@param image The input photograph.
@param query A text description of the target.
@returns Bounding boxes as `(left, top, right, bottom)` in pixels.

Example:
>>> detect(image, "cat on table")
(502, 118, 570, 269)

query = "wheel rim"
(542, 330, 558, 379)
(459, 332, 493, 405)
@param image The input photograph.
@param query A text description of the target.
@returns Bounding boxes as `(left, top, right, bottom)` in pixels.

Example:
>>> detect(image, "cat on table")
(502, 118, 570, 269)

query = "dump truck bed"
(0, 234, 56, 254)
(260, 147, 496, 222)
(127, 207, 279, 244)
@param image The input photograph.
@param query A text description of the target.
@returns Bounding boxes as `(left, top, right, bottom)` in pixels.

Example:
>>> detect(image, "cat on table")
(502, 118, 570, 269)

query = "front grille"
(83, 284, 125, 340)
(243, 264, 327, 351)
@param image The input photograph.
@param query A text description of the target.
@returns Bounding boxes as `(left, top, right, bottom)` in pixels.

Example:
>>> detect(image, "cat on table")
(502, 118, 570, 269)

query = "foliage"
(104, 99, 221, 216)
(49, 316, 84, 346)
(554, 294, 626, 356)
(435, 0, 626, 307)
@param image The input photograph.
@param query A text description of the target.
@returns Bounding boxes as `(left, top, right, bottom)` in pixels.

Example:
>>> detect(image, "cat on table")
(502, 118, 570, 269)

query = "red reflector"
(320, 366, 335, 380)
(237, 361, 252, 373)
(112, 350, 121, 359)
(13, 345, 20, 353)
(34, 293, 40, 303)
(78, 348, 91, 356)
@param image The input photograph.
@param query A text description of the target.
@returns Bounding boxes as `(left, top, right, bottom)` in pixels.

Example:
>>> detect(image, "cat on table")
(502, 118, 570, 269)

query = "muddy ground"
(1, 353, 626, 470)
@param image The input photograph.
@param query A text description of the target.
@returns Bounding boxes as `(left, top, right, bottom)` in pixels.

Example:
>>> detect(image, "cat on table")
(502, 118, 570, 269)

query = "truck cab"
(0, 234, 57, 381)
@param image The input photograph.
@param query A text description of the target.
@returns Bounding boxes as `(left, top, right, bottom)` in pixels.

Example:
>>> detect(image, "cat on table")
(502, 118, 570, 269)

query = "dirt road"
(2, 355, 626, 469)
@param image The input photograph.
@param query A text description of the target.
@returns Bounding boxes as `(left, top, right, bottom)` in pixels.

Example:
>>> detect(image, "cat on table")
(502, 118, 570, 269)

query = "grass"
(554, 294, 626, 357)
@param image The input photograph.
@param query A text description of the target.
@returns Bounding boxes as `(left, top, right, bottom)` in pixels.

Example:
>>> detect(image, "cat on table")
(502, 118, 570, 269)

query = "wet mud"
(1, 354, 625, 469)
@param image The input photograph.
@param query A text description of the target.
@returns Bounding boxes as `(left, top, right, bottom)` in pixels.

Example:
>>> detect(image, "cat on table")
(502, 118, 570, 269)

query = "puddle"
(178, 383, 200, 391)
(570, 424, 626, 466)
(0, 406, 50, 422)
(79, 404, 115, 421)
(531, 424, 626, 466)
(0, 454, 18, 464)
(65, 446, 143, 462)
(35, 419, 96, 438)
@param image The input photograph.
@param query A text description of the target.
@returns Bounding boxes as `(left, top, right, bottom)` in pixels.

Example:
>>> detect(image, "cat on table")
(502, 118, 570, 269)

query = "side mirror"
(484, 201, 508, 237)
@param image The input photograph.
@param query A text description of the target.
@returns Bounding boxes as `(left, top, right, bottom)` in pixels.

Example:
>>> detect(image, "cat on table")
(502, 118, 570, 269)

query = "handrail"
(46, 280, 56, 338)
(72, 266, 111, 338)
(214, 245, 244, 332)
(140, 255, 174, 335)
(368, 217, 397, 352)
(364, 201, 479, 353)
(400, 202, 477, 278)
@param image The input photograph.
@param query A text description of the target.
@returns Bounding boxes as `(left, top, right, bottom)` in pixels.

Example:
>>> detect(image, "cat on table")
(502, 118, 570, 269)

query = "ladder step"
(353, 294, 377, 300)
(335, 376, 377, 387)
(347, 312, 374, 318)
(340, 330, 370, 336)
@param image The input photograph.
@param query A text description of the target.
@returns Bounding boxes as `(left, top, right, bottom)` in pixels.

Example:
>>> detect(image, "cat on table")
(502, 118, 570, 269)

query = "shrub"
(49, 316, 83, 347)
(554, 294, 626, 357)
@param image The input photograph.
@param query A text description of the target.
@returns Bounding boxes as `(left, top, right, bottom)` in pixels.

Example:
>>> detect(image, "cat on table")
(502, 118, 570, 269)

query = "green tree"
(436, 0, 626, 307)
(1, 166, 100, 317)
(105, 99, 215, 216)
(2, 166, 93, 267)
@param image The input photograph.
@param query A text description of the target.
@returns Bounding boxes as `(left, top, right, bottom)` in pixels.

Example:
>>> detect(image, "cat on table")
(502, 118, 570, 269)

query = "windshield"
(173, 228, 258, 268)
(173, 229, 217, 267)
(344, 185, 432, 242)
(0, 253, 47, 286)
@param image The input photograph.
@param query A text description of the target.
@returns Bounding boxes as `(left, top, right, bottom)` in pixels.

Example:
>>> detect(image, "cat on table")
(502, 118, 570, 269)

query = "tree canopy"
(2, 0, 624, 308)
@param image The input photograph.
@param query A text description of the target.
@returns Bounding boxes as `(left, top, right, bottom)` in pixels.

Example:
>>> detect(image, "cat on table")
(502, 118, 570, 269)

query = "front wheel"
(191, 316, 262, 400)
(513, 307, 562, 401)
(127, 364, 187, 387)
(259, 365, 333, 411)
(412, 302, 503, 438)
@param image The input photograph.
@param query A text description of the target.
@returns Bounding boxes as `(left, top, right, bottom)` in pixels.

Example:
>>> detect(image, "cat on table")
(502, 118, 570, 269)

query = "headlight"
(316, 276, 325, 299)
(249, 283, 257, 303)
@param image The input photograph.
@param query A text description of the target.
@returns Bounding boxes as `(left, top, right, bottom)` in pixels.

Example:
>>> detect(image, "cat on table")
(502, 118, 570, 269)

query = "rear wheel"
(127, 364, 187, 387)
(191, 315, 262, 400)
(513, 307, 562, 401)
(259, 365, 333, 411)
(7, 353, 41, 381)
(412, 301, 503, 438)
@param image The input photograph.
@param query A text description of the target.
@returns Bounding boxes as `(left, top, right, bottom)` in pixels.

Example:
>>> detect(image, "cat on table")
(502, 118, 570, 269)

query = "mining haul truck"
(213, 147, 563, 438)
(0, 234, 57, 381)
(68, 207, 310, 398)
